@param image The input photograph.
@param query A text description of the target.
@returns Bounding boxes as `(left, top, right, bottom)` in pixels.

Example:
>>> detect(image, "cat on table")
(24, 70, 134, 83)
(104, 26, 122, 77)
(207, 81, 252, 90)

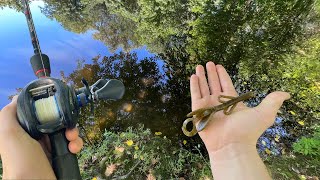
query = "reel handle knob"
(92, 79, 125, 100)
(49, 129, 81, 180)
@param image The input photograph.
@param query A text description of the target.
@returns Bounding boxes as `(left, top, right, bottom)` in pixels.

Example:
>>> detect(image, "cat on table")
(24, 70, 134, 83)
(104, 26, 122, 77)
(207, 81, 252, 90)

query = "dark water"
(0, 0, 319, 156)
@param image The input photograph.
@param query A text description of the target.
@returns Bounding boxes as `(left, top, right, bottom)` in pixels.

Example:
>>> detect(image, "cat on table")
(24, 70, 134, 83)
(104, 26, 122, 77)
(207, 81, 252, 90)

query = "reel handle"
(49, 129, 81, 180)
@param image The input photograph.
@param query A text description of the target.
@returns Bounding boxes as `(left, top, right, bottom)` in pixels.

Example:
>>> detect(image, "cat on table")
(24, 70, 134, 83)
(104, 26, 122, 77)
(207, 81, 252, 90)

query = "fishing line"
(34, 95, 60, 123)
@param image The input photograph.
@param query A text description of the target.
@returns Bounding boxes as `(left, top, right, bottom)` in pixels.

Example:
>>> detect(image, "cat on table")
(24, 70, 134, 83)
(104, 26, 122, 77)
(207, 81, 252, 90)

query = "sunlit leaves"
(290, 111, 297, 115)
(79, 125, 212, 179)
(262, 140, 267, 146)
(293, 128, 320, 156)
(299, 175, 307, 180)
(183, 140, 187, 145)
(298, 121, 305, 126)
(265, 148, 271, 155)
(125, 140, 134, 146)
(0, 0, 23, 11)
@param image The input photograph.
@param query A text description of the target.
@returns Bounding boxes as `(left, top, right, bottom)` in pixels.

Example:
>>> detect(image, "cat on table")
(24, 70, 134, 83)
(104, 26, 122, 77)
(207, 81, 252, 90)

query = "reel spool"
(34, 95, 60, 124)
(17, 78, 79, 139)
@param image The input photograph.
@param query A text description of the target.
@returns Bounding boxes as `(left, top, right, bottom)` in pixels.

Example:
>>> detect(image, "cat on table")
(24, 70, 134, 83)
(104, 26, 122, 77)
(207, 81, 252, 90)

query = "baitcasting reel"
(17, 55, 125, 179)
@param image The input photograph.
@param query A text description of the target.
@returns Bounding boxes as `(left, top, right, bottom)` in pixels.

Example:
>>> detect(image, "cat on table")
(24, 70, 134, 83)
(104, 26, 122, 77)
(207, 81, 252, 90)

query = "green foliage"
(187, 0, 315, 71)
(0, 159, 2, 179)
(41, 0, 140, 52)
(293, 128, 320, 156)
(0, 0, 23, 11)
(133, 0, 191, 52)
(41, 0, 92, 34)
(239, 35, 320, 123)
(265, 154, 320, 179)
(78, 125, 212, 179)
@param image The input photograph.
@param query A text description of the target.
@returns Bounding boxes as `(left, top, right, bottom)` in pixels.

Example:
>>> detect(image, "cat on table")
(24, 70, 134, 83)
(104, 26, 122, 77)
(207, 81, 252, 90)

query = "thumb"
(0, 95, 23, 134)
(255, 91, 291, 126)
(1, 95, 18, 117)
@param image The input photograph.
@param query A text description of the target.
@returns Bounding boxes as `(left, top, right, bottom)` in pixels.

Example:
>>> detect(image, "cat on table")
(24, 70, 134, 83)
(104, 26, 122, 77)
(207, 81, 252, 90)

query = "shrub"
(0, 160, 2, 179)
(78, 125, 212, 179)
(293, 128, 320, 156)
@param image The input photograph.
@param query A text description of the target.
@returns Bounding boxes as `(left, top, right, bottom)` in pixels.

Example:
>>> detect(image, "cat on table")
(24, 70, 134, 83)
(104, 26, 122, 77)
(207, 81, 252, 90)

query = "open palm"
(190, 62, 290, 153)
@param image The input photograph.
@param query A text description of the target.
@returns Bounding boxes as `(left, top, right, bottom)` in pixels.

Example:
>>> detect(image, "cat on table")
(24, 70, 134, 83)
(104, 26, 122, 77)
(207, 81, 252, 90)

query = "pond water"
(0, 0, 319, 159)
(0, 1, 154, 108)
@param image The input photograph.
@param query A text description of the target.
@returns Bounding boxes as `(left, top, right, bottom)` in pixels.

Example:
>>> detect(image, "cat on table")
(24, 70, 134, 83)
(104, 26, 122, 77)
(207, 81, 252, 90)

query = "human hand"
(190, 62, 290, 156)
(0, 96, 84, 179)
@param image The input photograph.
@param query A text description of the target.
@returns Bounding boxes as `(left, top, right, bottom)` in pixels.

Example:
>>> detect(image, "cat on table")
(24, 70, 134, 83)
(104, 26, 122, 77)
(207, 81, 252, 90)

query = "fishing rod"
(22, 0, 50, 78)
(17, 1, 125, 179)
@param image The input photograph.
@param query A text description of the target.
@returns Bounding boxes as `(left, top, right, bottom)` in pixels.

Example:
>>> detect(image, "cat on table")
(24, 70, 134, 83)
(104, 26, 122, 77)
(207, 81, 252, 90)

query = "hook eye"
(182, 118, 198, 137)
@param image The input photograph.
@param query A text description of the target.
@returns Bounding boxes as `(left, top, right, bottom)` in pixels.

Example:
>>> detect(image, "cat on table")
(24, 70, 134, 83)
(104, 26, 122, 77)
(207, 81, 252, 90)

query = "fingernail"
(285, 92, 291, 100)
(196, 65, 203, 69)
(196, 65, 205, 74)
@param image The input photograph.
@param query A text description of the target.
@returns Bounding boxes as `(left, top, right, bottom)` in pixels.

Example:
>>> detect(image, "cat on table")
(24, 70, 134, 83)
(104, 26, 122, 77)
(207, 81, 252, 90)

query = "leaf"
(125, 140, 134, 146)
(290, 111, 296, 115)
(262, 140, 266, 146)
(265, 148, 271, 155)
(115, 146, 125, 152)
(146, 172, 156, 180)
(114, 147, 125, 155)
(298, 121, 305, 126)
(183, 140, 187, 145)
(291, 166, 300, 174)
(299, 175, 306, 180)
(275, 135, 280, 142)
(155, 132, 162, 135)
(105, 164, 118, 177)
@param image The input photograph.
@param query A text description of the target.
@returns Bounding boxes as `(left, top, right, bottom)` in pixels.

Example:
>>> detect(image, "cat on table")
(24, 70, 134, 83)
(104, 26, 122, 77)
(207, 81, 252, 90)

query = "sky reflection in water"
(0, 1, 154, 108)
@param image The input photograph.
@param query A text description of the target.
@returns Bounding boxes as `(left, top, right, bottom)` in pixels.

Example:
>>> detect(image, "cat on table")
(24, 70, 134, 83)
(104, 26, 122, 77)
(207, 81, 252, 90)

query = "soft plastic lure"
(182, 92, 254, 137)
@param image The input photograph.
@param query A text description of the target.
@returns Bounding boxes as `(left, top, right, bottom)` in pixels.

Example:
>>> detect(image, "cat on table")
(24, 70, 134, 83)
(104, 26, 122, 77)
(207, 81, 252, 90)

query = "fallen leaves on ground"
(105, 164, 118, 177)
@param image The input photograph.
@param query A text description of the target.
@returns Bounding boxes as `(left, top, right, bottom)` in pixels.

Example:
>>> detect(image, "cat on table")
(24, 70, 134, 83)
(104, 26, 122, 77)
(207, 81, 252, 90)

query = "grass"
(0, 126, 319, 180)
(78, 125, 212, 180)
(265, 153, 320, 179)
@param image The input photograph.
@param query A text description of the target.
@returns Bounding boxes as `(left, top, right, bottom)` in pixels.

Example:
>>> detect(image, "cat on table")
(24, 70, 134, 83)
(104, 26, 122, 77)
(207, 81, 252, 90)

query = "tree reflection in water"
(64, 50, 196, 145)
